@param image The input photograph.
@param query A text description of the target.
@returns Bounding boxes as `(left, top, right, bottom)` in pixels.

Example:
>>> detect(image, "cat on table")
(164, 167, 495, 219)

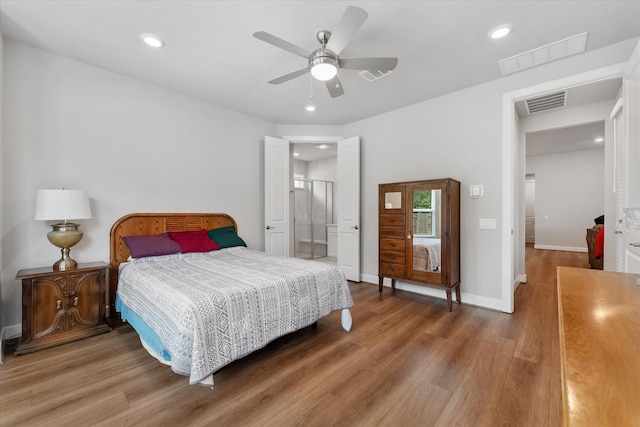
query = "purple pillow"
(123, 233, 182, 258)
(169, 229, 220, 253)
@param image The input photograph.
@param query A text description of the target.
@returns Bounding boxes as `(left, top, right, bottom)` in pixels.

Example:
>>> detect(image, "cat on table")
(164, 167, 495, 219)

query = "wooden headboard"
(108, 213, 237, 321)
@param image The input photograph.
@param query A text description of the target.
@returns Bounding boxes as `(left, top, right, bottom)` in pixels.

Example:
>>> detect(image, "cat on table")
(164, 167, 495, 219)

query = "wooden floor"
(0, 246, 588, 427)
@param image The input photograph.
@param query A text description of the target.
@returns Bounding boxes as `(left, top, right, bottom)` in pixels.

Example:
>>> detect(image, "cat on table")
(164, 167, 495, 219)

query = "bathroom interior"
(292, 142, 337, 264)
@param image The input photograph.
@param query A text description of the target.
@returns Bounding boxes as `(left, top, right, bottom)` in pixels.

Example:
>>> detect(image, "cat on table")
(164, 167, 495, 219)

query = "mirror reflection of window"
(413, 189, 435, 237)
(412, 189, 442, 273)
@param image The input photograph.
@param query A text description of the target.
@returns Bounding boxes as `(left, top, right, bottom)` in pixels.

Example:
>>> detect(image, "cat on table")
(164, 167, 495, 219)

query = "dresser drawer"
(380, 262, 405, 278)
(380, 250, 405, 265)
(379, 215, 405, 227)
(380, 226, 405, 239)
(380, 238, 405, 252)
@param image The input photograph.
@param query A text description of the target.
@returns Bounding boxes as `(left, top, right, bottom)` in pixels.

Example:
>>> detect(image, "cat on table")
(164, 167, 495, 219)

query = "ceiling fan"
(253, 6, 398, 98)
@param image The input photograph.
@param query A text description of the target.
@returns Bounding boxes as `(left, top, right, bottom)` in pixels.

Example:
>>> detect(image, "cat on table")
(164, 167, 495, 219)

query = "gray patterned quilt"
(116, 247, 354, 386)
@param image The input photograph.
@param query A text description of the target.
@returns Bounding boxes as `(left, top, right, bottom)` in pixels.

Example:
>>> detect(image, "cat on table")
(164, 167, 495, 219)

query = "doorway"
(502, 64, 626, 313)
(293, 177, 335, 261)
(525, 176, 535, 244)
(264, 135, 361, 281)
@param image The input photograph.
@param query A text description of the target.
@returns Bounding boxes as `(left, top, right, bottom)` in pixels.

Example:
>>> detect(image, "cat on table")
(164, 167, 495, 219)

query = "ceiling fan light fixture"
(311, 62, 338, 81)
(310, 51, 338, 81)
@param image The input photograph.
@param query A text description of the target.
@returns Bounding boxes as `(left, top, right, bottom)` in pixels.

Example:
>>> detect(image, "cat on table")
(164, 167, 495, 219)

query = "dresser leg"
(446, 289, 453, 312)
(378, 276, 383, 293)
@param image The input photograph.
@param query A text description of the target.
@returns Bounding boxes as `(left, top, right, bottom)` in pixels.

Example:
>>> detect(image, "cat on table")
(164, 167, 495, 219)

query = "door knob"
(266, 225, 275, 230)
(351, 225, 359, 230)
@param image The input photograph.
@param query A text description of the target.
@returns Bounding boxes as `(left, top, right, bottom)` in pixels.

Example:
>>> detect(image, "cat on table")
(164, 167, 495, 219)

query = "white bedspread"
(116, 247, 354, 385)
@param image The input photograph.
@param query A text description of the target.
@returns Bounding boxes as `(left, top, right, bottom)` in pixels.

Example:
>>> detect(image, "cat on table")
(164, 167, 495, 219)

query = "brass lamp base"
(47, 222, 83, 271)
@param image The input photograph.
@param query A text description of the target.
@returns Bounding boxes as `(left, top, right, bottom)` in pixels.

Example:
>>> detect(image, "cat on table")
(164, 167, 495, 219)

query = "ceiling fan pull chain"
(309, 74, 314, 99)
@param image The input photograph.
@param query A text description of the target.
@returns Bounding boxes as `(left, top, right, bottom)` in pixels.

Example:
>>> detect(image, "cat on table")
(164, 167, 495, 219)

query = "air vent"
(525, 91, 568, 114)
(359, 69, 393, 82)
(499, 32, 588, 75)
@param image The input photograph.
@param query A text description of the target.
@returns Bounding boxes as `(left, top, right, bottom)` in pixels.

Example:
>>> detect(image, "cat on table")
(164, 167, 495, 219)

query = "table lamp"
(35, 189, 92, 271)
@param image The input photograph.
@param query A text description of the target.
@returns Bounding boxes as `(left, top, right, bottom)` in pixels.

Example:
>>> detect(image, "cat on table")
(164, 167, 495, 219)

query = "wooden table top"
(557, 267, 640, 427)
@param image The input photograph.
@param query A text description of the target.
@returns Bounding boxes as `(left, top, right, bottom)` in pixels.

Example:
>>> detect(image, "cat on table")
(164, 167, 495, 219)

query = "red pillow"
(169, 229, 220, 253)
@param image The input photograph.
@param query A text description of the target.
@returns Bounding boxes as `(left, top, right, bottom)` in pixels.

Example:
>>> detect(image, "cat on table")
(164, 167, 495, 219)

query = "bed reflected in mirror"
(412, 188, 441, 273)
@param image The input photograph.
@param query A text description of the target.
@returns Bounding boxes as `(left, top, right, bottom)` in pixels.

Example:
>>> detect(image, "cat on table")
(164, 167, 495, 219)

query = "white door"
(337, 136, 361, 281)
(264, 136, 290, 256)
(611, 100, 625, 271)
(622, 42, 640, 272)
(524, 179, 535, 243)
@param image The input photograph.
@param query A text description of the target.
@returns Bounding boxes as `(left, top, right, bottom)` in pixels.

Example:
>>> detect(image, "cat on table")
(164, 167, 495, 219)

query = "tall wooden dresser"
(378, 178, 460, 310)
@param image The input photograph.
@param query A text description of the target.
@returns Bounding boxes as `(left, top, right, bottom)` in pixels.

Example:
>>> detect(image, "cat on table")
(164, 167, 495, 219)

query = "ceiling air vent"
(359, 69, 393, 82)
(525, 91, 567, 114)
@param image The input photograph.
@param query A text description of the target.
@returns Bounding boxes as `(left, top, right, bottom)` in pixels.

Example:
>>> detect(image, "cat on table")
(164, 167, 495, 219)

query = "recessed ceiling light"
(304, 104, 316, 112)
(293, 152, 300, 157)
(489, 24, 512, 40)
(140, 33, 164, 48)
(594, 137, 604, 142)
(315, 144, 329, 150)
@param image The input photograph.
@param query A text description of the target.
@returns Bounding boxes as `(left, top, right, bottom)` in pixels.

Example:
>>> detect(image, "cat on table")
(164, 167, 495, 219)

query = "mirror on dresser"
(378, 178, 460, 311)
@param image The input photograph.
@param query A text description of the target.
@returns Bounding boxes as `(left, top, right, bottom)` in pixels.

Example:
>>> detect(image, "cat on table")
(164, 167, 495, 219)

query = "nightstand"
(15, 262, 111, 355)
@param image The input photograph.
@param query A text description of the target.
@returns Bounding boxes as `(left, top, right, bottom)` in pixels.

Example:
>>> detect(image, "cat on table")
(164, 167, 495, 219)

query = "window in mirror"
(385, 192, 402, 209)
(413, 189, 440, 237)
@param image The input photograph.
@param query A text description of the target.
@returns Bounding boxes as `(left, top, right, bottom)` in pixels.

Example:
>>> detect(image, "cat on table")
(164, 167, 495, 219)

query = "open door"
(620, 41, 640, 272)
(337, 136, 361, 281)
(264, 136, 290, 256)
(264, 135, 361, 280)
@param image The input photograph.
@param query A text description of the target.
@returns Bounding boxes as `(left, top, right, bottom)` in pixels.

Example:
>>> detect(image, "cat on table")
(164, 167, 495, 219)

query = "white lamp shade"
(35, 189, 92, 221)
(310, 63, 338, 81)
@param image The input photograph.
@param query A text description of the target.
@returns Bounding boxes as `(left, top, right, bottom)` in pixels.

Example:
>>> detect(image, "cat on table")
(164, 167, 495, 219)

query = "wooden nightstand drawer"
(15, 262, 111, 355)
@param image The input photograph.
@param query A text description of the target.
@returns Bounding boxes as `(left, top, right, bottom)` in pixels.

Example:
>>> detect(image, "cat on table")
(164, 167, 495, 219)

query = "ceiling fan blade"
(325, 6, 368, 55)
(268, 67, 309, 85)
(339, 57, 398, 71)
(253, 31, 311, 58)
(325, 76, 344, 98)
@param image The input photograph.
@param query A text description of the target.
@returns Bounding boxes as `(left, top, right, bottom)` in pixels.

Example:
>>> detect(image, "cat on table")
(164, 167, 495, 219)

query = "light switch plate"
(479, 218, 497, 229)
(470, 184, 483, 198)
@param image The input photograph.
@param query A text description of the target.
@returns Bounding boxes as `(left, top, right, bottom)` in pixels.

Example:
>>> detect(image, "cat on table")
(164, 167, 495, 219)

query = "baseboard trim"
(360, 273, 506, 312)
(533, 244, 587, 253)
(2, 324, 21, 341)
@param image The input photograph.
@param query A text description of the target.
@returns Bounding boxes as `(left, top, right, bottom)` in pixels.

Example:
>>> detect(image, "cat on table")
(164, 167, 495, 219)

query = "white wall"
(527, 149, 605, 250)
(344, 38, 637, 308)
(1, 40, 276, 332)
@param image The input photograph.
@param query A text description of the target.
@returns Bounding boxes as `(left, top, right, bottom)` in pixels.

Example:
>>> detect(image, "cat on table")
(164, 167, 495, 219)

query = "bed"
(109, 213, 354, 387)
(413, 237, 441, 272)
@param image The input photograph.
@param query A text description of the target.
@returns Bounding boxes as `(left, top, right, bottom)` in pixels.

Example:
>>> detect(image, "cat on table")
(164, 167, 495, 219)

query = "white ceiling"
(1, 0, 639, 127)
(526, 121, 605, 157)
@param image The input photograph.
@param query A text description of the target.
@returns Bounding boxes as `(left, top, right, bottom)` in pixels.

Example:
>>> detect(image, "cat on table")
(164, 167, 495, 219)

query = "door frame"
(502, 62, 627, 313)
(284, 135, 344, 259)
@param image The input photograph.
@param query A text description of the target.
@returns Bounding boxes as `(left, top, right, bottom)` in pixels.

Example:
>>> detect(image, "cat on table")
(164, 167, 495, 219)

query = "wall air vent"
(359, 69, 393, 82)
(525, 91, 568, 114)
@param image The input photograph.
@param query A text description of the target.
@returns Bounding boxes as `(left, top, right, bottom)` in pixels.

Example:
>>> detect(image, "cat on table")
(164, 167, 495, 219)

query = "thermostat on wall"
(470, 184, 484, 198)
